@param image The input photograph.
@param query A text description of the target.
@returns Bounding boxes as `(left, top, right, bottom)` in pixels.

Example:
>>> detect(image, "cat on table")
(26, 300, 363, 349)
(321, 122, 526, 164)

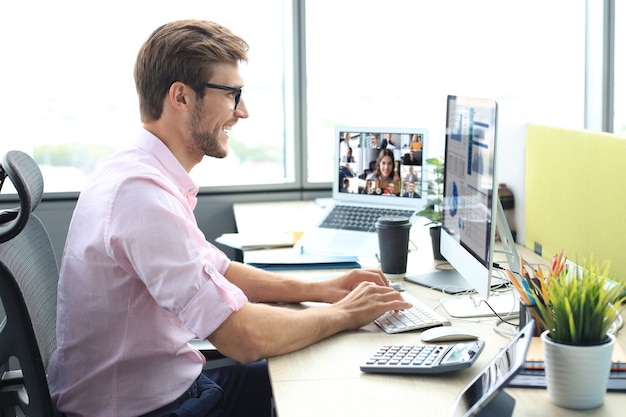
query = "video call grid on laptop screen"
(336, 127, 428, 204)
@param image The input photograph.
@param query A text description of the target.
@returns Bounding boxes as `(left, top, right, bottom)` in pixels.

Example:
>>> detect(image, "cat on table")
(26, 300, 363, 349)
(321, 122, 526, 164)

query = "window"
(0, 0, 293, 193)
(1, 1, 617, 195)
(304, 0, 587, 184)
(615, 1, 626, 135)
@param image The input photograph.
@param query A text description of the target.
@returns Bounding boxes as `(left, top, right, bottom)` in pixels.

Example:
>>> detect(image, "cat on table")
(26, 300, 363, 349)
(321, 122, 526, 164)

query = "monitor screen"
(440, 95, 499, 299)
(336, 128, 427, 202)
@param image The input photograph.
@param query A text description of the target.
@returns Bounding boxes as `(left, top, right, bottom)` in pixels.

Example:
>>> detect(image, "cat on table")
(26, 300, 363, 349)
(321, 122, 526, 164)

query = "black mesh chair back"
(0, 150, 59, 417)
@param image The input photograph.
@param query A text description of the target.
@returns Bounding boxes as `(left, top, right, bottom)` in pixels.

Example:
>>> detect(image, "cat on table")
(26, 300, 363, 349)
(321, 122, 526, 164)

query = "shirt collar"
(135, 128, 199, 197)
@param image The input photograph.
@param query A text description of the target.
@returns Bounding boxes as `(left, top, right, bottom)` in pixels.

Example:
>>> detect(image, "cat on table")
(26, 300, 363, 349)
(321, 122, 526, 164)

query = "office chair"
(0, 150, 59, 417)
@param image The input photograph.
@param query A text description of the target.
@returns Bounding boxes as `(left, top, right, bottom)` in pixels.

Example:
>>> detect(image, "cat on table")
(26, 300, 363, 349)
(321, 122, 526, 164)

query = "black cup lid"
(375, 216, 410, 227)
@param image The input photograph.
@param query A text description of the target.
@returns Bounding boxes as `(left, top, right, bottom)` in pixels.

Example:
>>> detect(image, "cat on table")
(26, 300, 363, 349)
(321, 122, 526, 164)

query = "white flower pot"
(541, 329, 615, 409)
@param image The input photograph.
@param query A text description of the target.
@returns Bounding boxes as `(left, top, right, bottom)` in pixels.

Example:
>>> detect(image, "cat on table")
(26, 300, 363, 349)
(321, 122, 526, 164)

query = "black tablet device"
(451, 320, 535, 417)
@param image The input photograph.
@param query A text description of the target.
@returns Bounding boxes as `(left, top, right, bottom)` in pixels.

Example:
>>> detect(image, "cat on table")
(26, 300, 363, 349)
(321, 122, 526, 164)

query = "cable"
(425, 261, 522, 333)
(492, 320, 519, 338)
(469, 296, 519, 327)
(493, 248, 551, 274)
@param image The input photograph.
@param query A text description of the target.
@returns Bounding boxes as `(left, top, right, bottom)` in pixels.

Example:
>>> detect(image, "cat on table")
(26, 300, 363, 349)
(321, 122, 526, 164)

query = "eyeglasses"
(203, 82, 243, 110)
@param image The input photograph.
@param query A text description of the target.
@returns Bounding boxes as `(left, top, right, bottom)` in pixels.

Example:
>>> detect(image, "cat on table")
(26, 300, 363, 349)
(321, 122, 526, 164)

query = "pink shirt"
(47, 130, 248, 417)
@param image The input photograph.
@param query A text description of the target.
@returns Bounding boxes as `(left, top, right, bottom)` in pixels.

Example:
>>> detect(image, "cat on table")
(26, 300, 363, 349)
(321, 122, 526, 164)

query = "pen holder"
(518, 301, 546, 336)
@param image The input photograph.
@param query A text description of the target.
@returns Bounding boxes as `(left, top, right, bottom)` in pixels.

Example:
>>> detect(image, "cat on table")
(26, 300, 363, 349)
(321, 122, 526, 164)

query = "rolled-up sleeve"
(180, 260, 247, 338)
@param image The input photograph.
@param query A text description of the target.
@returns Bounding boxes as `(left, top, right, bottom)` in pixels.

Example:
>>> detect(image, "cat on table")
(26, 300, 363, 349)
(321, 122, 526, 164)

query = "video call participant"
(404, 165, 419, 182)
(402, 150, 420, 165)
(384, 181, 399, 196)
(366, 148, 399, 194)
(410, 133, 422, 151)
(403, 181, 420, 198)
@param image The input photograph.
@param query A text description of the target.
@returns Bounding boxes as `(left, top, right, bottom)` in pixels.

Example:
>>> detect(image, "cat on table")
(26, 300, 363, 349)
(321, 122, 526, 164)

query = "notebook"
(244, 250, 361, 271)
(294, 126, 429, 259)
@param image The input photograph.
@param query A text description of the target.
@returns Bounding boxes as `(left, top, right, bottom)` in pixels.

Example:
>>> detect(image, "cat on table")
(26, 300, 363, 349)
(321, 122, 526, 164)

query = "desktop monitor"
(440, 95, 499, 299)
(405, 96, 519, 315)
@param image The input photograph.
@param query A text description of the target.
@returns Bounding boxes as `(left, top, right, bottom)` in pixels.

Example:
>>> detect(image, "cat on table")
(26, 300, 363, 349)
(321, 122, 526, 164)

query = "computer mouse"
(420, 326, 480, 343)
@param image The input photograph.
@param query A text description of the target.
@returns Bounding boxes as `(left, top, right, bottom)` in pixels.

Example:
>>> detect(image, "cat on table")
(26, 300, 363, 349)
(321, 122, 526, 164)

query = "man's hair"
(134, 20, 249, 122)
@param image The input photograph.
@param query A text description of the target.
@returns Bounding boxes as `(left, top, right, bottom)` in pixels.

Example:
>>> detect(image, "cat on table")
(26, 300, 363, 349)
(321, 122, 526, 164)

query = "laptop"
(450, 320, 535, 417)
(295, 126, 429, 259)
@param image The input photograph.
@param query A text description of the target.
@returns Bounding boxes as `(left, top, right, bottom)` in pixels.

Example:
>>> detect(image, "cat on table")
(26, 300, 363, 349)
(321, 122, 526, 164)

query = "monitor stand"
(404, 268, 507, 295)
(408, 199, 519, 318)
(404, 269, 473, 294)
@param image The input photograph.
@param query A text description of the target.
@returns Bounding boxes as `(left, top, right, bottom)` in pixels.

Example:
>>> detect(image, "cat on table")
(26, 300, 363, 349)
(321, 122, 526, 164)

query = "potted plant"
(507, 252, 626, 409)
(416, 156, 445, 260)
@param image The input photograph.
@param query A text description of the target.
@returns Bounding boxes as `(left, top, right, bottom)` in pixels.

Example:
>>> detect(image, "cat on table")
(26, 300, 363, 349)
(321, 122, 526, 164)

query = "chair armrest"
(1, 370, 24, 385)
(0, 369, 25, 415)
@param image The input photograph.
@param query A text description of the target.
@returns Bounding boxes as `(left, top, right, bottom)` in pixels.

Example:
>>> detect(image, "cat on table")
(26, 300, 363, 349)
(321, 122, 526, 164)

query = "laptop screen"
(451, 320, 535, 417)
(335, 126, 429, 209)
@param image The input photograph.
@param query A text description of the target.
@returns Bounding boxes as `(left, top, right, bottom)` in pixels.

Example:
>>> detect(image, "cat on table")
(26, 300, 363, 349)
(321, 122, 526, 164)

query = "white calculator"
(360, 341, 485, 375)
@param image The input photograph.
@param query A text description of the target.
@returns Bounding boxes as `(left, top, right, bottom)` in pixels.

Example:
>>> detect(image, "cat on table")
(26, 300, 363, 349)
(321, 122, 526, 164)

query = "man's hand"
(330, 281, 413, 330)
(315, 268, 390, 303)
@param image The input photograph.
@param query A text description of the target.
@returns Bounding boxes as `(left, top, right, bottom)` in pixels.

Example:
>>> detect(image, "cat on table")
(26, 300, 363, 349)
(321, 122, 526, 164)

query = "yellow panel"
(525, 124, 626, 280)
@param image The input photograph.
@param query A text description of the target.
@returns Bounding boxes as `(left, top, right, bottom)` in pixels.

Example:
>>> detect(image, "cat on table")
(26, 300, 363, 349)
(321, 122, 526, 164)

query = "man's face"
(408, 182, 415, 193)
(187, 63, 248, 159)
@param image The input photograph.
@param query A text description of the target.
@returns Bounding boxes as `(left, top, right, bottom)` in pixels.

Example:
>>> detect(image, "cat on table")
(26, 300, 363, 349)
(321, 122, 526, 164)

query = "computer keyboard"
(374, 292, 451, 334)
(319, 205, 414, 232)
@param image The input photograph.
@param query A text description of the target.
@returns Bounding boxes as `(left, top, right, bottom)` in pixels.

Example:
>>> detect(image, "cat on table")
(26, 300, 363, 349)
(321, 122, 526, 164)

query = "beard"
(188, 100, 229, 159)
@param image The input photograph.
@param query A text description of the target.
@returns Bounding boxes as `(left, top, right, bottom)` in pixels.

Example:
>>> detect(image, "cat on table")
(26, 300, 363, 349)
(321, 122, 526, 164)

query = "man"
(47, 20, 410, 417)
(341, 177, 351, 193)
(404, 165, 418, 182)
(403, 150, 419, 165)
(369, 133, 380, 148)
(383, 181, 398, 196)
(341, 146, 355, 162)
(384, 133, 397, 150)
(340, 132, 353, 151)
(403, 181, 420, 198)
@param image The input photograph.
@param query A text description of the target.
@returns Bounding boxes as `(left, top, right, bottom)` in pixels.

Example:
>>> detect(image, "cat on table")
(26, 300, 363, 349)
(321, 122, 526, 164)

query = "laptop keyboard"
(374, 292, 451, 334)
(319, 206, 414, 232)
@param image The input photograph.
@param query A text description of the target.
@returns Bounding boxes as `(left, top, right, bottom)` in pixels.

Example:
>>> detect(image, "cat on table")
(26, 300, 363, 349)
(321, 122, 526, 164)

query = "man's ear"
(168, 81, 191, 112)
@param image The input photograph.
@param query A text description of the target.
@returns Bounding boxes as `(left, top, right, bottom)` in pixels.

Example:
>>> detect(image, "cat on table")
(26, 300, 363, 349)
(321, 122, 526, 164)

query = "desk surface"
(233, 201, 626, 417)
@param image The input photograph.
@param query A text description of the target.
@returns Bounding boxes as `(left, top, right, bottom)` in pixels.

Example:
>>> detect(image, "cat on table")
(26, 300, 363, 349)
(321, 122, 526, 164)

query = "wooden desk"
(233, 201, 625, 416)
